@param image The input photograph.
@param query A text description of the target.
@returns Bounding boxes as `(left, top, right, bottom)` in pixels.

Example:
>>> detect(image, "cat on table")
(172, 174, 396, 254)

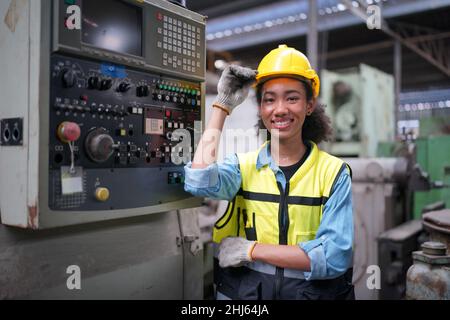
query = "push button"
(57, 122, 81, 143)
(95, 187, 110, 202)
(138, 150, 146, 159)
(118, 144, 128, 153)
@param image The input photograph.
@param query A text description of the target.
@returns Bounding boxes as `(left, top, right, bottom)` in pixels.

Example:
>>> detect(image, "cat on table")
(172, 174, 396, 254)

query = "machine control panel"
(49, 54, 201, 211)
(0, 0, 206, 229)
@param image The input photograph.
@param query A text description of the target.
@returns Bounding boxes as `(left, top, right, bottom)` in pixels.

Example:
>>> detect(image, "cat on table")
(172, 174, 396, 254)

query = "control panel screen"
(82, 0, 143, 57)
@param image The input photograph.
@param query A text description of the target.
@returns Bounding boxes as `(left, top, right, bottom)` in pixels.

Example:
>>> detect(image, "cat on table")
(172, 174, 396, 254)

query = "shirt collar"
(256, 141, 272, 170)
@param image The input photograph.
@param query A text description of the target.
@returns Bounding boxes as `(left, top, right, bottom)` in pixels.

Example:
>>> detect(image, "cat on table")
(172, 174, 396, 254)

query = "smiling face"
(259, 77, 315, 143)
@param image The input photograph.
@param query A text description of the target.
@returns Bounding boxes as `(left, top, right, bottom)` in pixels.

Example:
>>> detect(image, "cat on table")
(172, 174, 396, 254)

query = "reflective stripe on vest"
(213, 141, 347, 246)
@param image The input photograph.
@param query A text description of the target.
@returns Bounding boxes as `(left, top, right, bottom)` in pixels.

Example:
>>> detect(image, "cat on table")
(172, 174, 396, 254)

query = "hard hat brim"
(253, 73, 320, 98)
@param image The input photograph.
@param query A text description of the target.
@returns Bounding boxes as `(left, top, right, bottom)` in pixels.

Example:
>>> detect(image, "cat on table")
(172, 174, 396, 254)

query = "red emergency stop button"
(57, 121, 81, 143)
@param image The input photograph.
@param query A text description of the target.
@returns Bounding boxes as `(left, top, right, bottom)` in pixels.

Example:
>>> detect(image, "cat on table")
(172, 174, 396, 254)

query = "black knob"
(100, 78, 113, 91)
(61, 69, 76, 88)
(84, 128, 115, 163)
(88, 76, 100, 90)
(136, 85, 149, 97)
(117, 82, 131, 93)
(143, 86, 149, 96)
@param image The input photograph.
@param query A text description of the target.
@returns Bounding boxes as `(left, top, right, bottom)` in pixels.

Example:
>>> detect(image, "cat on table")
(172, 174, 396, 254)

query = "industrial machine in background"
(320, 63, 448, 299)
(343, 157, 408, 300)
(321, 64, 395, 157)
(373, 89, 450, 299)
(382, 88, 450, 220)
(0, 0, 205, 299)
(377, 219, 424, 300)
(343, 137, 447, 299)
(406, 209, 450, 300)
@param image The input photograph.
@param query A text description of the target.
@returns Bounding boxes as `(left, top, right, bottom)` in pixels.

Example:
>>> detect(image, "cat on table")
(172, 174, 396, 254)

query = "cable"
(68, 141, 76, 174)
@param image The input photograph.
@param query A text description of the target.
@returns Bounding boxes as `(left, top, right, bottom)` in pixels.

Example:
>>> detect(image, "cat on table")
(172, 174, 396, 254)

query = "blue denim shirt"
(184, 143, 353, 280)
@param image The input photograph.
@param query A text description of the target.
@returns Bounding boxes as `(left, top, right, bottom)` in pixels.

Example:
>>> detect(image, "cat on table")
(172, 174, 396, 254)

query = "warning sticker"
(61, 166, 83, 195)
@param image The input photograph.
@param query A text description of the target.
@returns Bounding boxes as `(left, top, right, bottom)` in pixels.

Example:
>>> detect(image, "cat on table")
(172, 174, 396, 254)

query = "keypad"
(158, 14, 202, 73)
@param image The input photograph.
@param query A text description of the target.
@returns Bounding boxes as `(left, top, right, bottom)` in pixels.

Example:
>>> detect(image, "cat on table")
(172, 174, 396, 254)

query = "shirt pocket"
(253, 210, 278, 244)
(289, 204, 321, 244)
(294, 231, 317, 244)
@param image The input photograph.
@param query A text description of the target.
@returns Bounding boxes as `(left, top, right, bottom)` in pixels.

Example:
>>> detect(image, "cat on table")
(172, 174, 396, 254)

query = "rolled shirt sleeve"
(184, 153, 242, 201)
(299, 168, 354, 280)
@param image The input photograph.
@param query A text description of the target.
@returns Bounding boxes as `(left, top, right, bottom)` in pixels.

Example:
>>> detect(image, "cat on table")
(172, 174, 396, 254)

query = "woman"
(184, 45, 354, 300)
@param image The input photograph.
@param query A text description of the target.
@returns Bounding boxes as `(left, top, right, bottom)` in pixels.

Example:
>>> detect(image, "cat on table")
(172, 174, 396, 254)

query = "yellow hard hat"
(256, 44, 320, 98)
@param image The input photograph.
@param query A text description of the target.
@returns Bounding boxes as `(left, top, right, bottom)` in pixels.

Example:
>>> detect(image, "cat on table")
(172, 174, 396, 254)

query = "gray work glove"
(218, 236, 257, 268)
(214, 65, 258, 114)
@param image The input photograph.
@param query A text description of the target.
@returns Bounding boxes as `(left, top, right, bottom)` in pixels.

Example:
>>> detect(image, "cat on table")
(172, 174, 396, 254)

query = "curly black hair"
(255, 78, 333, 144)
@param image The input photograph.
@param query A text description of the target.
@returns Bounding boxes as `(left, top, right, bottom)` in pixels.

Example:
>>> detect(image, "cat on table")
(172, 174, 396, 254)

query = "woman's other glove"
(213, 65, 257, 114)
(218, 236, 257, 268)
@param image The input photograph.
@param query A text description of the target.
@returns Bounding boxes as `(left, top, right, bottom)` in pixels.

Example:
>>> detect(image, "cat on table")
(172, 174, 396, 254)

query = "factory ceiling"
(188, 0, 450, 91)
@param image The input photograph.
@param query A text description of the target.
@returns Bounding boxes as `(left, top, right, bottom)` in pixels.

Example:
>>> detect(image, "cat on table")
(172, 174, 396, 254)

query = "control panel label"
(61, 166, 84, 195)
(100, 63, 127, 79)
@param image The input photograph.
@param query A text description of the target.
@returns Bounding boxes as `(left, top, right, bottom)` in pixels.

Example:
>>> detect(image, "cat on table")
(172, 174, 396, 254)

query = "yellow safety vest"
(213, 141, 347, 246)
